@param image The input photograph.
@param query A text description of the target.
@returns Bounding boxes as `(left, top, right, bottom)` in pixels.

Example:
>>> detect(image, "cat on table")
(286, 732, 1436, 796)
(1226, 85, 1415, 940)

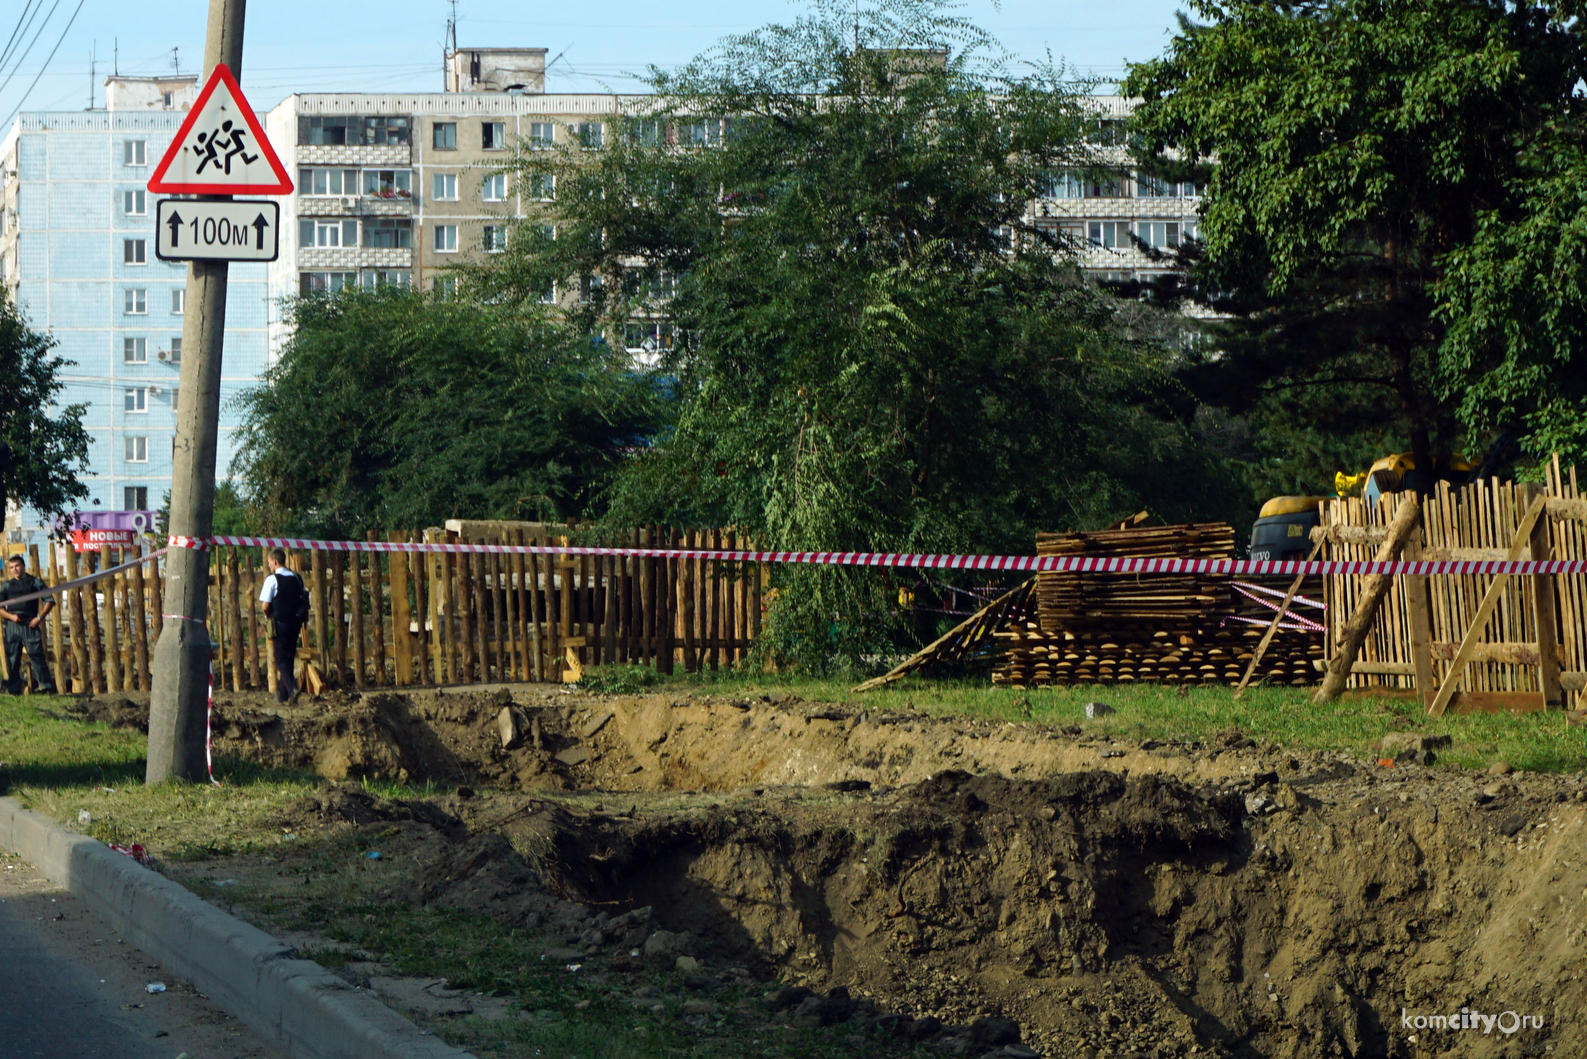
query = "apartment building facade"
(262, 49, 646, 356)
(1, 74, 271, 544)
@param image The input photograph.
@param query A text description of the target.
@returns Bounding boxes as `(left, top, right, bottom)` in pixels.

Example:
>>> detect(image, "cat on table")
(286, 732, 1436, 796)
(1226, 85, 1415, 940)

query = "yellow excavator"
(1249, 452, 1475, 561)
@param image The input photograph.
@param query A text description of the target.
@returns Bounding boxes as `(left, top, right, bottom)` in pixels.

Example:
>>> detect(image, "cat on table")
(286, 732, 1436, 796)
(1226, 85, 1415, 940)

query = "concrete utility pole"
(147, 0, 245, 784)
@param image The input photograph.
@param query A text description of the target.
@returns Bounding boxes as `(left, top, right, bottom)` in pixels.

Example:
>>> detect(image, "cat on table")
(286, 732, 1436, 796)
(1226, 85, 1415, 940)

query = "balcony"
(297, 194, 415, 219)
(297, 143, 412, 167)
(299, 246, 413, 270)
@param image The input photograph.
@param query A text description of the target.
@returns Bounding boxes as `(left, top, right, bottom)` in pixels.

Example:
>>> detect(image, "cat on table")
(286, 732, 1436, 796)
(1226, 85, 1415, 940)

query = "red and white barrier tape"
(163, 534, 1587, 578)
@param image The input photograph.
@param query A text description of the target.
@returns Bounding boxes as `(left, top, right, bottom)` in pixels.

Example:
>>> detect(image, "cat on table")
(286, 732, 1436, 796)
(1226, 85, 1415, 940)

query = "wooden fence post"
(244, 551, 261, 689)
(1314, 494, 1420, 704)
(386, 531, 411, 686)
(1428, 493, 1549, 716)
(527, 531, 545, 682)
(310, 549, 327, 687)
(350, 547, 367, 689)
(131, 547, 152, 690)
(368, 532, 387, 687)
(46, 542, 68, 693)
(1402, 521, 1436, 708)
(64, 544, 88, 693)
(83, 550, 104, 694)
(100, 544, 123, 693)
(1530, 488, 1564, 708)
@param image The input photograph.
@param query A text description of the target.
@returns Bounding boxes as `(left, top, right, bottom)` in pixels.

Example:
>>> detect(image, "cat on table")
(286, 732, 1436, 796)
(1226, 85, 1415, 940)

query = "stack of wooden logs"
(991, 522, 1322, 688)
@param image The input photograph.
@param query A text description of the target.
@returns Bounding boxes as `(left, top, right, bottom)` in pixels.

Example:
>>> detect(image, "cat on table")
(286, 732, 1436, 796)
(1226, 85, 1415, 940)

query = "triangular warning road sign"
(147, 64, 293, 195)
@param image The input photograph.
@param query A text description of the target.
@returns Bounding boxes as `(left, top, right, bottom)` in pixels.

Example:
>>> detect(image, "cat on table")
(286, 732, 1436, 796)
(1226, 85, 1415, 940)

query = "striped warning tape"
(161, 534, 1587, 578)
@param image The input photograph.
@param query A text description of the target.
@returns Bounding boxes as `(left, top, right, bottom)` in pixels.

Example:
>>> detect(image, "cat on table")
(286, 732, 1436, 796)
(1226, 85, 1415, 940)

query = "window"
(299, 219, 359, 248)
(124, 387, 147, 413)
(432, 121, 457, 150)
(170, 388, 179, 413)
(481, 173, 507, 202)
(482, 121, 506, 150)
(299, 271, 359, 295)
(299, 116, 355, 145)
(631, 118, 664, 146)
(298, 167, 359, 195)
(363, 218, 413, 249)
(123, 288, 147, 314)
(528, 122, 554, 148)
(433, 225, 458, 253)
(1041, 172, 1082, 199)
(171, 288, 185, 314)
(579, 273, 604, 305)
(573, 122, 603, 149)
(1083, 172, 1125, 198)
(123, 337, 147, 364)
(432, 173, 458, 201)
(362, 269, 411, 289)
(167, 337, 182, 363)
(683, 119, 720, 146)
(482, 225, 506, 252)
(527, 173, 554, 201)
(123, 189, 146, 215)
(124, 486, 148, 510)
(124, 436, 148, 463)
(1135, 221, 1180, 250)
(537, 281, 556, 305)
(1086, 221, 1130, 249)
(297, 115, 410, 146)
(363, 116, 411, 146)
(363, 169, 412, 198)
(624, 320, 674, 353)
(123, 140, 146, 166)
(434, 275, 458, 298)
(162, 91, 174, 108)
(124, 239, 147, 265)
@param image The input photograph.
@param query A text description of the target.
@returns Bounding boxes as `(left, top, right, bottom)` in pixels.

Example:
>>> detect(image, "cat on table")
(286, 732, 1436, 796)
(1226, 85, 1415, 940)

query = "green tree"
(1124, 0, 1585, 488)
(231, 287, 668, 536)
(1438, 140, 1587, 467)
(478, 0, 1245, 666)
(0, 295, 90, 524)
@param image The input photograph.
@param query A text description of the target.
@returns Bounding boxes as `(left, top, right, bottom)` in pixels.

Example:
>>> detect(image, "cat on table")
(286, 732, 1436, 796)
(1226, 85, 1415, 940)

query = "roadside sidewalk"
(0, 796, 476, 1059)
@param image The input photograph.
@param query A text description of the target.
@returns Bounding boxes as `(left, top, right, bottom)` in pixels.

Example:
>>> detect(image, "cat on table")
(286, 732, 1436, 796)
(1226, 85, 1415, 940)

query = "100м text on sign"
(154, 199, 279, 262)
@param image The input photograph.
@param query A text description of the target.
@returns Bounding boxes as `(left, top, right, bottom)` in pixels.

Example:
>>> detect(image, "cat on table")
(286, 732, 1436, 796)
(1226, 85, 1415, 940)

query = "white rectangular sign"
(155, 199, 280, 262)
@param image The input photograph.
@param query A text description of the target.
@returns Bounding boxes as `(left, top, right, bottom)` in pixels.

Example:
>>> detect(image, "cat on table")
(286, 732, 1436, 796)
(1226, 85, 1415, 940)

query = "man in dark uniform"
(258, 549, 306, 703)
(0, 554, 57, 695)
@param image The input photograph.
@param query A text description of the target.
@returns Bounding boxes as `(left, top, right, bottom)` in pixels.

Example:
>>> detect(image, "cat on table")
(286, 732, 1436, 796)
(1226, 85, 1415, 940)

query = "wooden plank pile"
(991, 521, 1321, 689)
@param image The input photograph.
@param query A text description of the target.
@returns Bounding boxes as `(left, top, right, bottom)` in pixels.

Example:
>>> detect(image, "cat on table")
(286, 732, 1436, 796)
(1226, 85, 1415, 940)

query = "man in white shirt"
(258, 549, 307, 702)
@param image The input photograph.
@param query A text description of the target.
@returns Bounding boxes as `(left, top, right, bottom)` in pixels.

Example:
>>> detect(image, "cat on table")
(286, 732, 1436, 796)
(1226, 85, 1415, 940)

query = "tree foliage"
(476, 0, 1247, 665)
(232, 287, 668, 536)
(0, 295, 89, 523)
(1124, 0, 1585, 487)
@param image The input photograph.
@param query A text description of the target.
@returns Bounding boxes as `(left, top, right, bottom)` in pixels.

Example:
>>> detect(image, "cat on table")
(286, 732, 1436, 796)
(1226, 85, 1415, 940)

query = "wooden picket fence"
(1, 527, 765, 695)
(1317, 458, 1587, 712)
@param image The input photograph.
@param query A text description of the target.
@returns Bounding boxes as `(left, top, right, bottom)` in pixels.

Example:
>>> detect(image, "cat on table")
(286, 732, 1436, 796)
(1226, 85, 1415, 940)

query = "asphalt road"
(0, 855, 285, 1059)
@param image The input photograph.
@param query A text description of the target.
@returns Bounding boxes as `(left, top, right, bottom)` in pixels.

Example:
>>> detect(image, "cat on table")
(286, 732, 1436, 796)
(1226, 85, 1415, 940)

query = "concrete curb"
(0, 796, 476, 1059)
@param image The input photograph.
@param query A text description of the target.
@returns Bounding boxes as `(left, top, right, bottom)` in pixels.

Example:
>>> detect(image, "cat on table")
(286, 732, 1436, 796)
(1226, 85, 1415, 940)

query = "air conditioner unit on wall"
(341, 196, 357, 207)
(147, 386, 164, 396)
(156, 348, 171, 362)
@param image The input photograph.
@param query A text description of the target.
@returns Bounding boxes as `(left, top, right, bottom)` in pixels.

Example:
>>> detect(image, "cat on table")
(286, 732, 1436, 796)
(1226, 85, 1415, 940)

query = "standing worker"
(0, 554, 57, 696)
(258, 549, 308, 703)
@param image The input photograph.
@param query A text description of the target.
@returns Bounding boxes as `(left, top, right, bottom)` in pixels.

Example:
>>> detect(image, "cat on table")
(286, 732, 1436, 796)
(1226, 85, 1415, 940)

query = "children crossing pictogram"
(147, 64, 292, 195)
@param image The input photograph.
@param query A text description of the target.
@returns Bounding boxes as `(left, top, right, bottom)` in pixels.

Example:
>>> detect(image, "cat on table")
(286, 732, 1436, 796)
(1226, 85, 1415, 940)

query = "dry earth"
(78, 687, 1587, 1058)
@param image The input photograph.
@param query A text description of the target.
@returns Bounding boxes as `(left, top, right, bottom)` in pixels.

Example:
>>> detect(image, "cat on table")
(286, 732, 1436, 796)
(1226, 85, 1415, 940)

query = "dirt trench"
(86, 689, 1587, 1057)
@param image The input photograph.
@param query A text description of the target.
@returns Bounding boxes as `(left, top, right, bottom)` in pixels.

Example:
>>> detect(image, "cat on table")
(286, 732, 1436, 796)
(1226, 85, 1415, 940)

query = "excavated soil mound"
(83, 687, 1587, 1056)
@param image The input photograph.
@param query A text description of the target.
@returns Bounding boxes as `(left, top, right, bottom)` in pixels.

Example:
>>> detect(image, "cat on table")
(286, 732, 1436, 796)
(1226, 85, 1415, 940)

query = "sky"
(1, 0, 1188, 124)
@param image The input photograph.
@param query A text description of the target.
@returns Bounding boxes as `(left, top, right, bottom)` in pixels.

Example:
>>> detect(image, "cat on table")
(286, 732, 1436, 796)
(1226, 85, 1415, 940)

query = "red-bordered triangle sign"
(147, 64, 293, 195)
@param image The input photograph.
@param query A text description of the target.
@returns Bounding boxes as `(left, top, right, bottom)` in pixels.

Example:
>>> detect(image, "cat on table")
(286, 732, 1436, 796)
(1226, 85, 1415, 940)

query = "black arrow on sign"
(165, 211, 184, 247)
(253, 213, 270, 250)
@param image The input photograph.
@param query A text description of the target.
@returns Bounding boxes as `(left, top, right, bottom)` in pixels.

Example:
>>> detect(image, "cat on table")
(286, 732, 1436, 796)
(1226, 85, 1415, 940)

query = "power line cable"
(0, 0, 83, 130)
(0, 0, 63, 105)
(0, 0, 42, 75)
